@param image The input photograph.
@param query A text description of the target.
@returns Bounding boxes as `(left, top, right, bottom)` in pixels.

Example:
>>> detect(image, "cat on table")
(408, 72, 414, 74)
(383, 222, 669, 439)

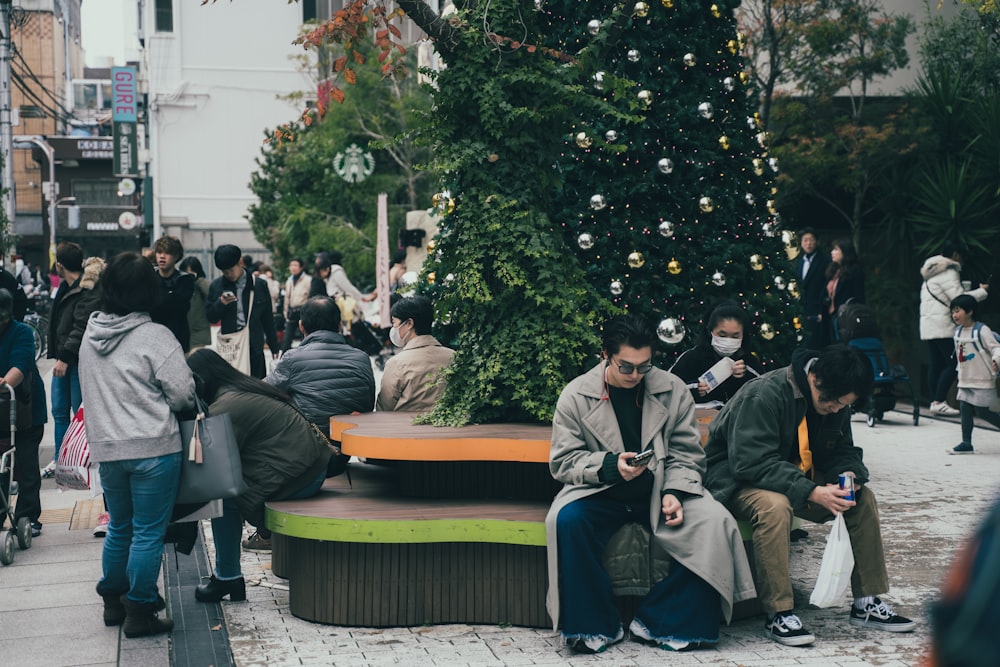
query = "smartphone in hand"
(627, 449, 654, 467)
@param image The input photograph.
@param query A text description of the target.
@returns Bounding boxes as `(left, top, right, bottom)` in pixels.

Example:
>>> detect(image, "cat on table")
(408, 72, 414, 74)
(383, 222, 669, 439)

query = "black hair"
(811, 344, 874, 402)
(940, 240, 970, 262)
(314, 252, 332, 270)
(0, 288, 13, 317)
(825, 237, 860, 282)
(214, 244, 243, 271)
(56, 242, 84, 272)
(601, 313, 657, 356)
(950, 294, 979, 319)
(328, 250, 344, 265)
(696, 299, 754, 354)
(300, 296, 340, 334)
(178, 256, 206, 279)
(290, 257, 305, 269)
(390, 295, 434, 335)
(100, 252, 163, 316)
(186, 348, 292, 405)
(798, 226, 818, 240)
(391, 249, 407, 265)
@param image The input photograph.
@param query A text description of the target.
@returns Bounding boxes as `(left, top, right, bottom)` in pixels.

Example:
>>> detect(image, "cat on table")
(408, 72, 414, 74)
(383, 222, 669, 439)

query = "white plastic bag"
(810, 513, 855, 608)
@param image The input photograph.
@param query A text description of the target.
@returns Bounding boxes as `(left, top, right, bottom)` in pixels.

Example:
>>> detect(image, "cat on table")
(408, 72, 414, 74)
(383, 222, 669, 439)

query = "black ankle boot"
(122, 597, 173, 638)
(194, 575, 246, 602)
(96, 583, 127, 626)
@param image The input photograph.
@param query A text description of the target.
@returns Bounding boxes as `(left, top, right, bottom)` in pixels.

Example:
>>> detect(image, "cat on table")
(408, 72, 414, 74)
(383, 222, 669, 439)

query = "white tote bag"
(810, 512, 855, 608)
(213, 287, 254, 375)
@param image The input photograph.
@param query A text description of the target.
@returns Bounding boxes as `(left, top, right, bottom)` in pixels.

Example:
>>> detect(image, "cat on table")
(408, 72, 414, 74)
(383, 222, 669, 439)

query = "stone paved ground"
(209, 409, 1000, 666)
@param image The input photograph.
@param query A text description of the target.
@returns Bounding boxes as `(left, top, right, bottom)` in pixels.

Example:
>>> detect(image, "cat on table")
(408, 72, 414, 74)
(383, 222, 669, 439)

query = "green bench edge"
(266, 507, 548, 547)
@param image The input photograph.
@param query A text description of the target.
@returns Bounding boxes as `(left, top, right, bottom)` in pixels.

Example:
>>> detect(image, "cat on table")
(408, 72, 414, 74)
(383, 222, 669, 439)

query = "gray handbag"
(177, 395, 246, 504)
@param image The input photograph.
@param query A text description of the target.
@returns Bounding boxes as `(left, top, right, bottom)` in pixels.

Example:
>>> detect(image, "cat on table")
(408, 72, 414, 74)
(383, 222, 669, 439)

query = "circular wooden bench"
(267, 463, 550, 627)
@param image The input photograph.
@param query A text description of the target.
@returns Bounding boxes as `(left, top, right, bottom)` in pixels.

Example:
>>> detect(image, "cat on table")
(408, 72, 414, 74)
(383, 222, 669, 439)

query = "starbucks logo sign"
(333, 144, 375, 183)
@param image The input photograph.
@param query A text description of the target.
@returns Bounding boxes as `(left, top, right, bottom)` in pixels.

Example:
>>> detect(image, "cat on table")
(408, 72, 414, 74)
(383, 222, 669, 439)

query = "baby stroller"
(0, 384, 33, 564)
(837, 301, 920, 428)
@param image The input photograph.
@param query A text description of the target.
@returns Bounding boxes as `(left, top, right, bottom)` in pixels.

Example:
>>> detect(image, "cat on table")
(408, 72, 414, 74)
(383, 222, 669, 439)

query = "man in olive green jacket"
(705, 345, 915, 647)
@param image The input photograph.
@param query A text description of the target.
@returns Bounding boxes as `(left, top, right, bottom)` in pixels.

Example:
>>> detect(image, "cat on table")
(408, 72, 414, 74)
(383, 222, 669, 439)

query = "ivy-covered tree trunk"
(416, 4, 611, 425)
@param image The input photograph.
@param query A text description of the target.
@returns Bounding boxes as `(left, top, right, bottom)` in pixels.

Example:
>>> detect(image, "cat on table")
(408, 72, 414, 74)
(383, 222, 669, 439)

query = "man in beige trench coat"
(545, 314, 755, 654)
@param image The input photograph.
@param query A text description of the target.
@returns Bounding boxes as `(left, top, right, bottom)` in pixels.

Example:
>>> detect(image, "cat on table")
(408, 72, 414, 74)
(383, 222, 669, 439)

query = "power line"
(11, 47, 79, 122)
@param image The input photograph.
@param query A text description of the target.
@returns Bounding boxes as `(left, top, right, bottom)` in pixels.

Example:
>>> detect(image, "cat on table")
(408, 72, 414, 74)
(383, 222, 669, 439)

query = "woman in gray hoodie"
(79, 252, 196, 639)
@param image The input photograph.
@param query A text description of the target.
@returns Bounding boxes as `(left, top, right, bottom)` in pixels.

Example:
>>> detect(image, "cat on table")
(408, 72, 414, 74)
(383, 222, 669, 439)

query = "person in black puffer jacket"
(265, 296, 374, 475)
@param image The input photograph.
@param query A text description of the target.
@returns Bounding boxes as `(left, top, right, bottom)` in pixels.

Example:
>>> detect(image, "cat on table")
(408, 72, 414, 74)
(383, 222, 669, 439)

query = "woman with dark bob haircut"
(669, 300, 765, 405)
(184, 348, 331, 603)
(78, 252, 196, 638)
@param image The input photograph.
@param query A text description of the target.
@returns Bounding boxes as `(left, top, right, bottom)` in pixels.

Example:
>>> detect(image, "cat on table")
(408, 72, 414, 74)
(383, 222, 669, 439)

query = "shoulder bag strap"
(924, 279, 951, 308)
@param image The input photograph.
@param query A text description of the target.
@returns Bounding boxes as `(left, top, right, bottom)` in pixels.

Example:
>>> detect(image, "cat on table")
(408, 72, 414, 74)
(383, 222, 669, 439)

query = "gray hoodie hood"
(85, 311, 153, 356)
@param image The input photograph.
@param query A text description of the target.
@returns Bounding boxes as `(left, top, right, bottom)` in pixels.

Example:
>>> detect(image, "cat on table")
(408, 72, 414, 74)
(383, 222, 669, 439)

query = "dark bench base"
(273, 533, 549, 627)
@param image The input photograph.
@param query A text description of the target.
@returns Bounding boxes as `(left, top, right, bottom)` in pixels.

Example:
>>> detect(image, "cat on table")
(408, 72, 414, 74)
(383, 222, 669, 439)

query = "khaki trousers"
(729, 484, 890, 616)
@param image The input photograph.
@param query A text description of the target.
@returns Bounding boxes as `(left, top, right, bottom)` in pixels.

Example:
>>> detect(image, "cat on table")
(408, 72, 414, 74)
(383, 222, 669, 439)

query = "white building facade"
(139, 0, 310, 275)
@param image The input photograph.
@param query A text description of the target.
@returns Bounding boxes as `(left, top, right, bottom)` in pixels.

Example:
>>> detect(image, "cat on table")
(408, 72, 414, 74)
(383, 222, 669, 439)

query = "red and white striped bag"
(55, 406, 101, 494)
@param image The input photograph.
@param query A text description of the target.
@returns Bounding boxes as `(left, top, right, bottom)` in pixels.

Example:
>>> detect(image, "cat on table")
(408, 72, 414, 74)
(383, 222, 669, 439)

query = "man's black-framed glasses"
(611, 357, 653, 375)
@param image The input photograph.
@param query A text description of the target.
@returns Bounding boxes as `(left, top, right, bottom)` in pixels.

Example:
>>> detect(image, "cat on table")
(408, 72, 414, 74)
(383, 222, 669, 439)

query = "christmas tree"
(281, 0, 801, 425)
(539, 0, 799, 364)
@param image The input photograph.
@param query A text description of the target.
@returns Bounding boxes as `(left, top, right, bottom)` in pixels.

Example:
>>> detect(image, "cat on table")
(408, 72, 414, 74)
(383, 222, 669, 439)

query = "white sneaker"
(93, 512, 110, 538)
(41, 461, 56, 478)
(930, 401, 960, 416)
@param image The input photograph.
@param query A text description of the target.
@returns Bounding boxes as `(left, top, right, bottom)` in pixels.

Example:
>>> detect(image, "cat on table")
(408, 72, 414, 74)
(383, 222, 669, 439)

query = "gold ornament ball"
(727, 39, 737, 55)
(431, 192, 442, 209)
(760, 323, 776, 340)
(710, 3, 721, 17)
(718, 135, 730, 150)
(766, 199, 777, 214)
(575, 131, 592, 148)
(661, 0, 674, 7)
(426, 272, 436, 285)
(781, 229, 798, 248)
(444, 198, 455, 215)
(628, 251, 646, 269)
(634, 1, 649, 17)
(750, 254, 764, 271)
(426, 239, 437, 252)
(739, 71, 750, 84)
(699, 196, 715, 213)
(667, 258, 682, 275)
(788, 280, 801, 299)
(752, 158, 765, 176)
(793, 316, 803, 330)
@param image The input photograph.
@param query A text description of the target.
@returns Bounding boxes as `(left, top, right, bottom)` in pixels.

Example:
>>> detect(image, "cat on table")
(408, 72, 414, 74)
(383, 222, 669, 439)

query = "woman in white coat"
(545, 315, 755, 654)
(919, 241, 988, 415)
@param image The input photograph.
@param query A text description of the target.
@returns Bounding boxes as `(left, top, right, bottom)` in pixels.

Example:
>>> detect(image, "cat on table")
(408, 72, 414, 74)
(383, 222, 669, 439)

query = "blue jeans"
(51, 364, 81, 461)
(99, 452, 181, 603)
(556, 495, 721, 643)
(211, 469, 326, 580)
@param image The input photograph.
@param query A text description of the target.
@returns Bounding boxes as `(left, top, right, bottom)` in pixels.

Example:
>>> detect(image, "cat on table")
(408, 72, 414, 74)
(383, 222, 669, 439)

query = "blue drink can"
(839, 473, 856, 502)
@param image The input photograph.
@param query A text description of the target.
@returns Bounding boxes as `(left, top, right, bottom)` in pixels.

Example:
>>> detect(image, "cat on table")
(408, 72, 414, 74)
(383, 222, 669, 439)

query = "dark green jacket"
(211, 389, 331, 528)
(704, 359, 868, 510)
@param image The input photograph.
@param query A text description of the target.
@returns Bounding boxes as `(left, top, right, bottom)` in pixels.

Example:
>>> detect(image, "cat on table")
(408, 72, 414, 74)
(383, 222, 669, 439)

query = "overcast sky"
(81, 0, 137, 68)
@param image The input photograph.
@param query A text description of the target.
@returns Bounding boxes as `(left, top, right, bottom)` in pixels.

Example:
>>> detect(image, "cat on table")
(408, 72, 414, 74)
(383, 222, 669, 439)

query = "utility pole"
(0, 0, 15, 238)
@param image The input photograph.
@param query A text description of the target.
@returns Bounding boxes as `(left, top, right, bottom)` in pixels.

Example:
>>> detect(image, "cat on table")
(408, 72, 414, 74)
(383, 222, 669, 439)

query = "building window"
(19, 105, 45, 118)
(155, 0, 173, 33)
(73, 180, 136, 207)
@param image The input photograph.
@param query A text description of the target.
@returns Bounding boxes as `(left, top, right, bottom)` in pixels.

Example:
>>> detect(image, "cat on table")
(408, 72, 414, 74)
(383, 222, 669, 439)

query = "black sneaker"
(30, 521, 42, 537)
(766, 612, 815, 646)
(849, 598, 916, 632)
(951, 442, 974, 454)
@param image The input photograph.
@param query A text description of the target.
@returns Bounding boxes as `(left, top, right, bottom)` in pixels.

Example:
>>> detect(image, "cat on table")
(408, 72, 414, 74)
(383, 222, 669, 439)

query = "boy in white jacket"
(950, 294, 1000, 454)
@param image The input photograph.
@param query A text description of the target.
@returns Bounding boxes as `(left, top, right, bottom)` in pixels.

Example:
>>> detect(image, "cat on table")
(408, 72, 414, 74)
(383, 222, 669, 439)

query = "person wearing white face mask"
(669, 300, 765, 406)
(377, 295, 455, 412)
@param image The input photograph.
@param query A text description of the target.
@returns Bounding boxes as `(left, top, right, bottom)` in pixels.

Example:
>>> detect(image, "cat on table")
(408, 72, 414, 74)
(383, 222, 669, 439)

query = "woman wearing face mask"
(377, 295, 455, 412)
(669, 300, 764, 406)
